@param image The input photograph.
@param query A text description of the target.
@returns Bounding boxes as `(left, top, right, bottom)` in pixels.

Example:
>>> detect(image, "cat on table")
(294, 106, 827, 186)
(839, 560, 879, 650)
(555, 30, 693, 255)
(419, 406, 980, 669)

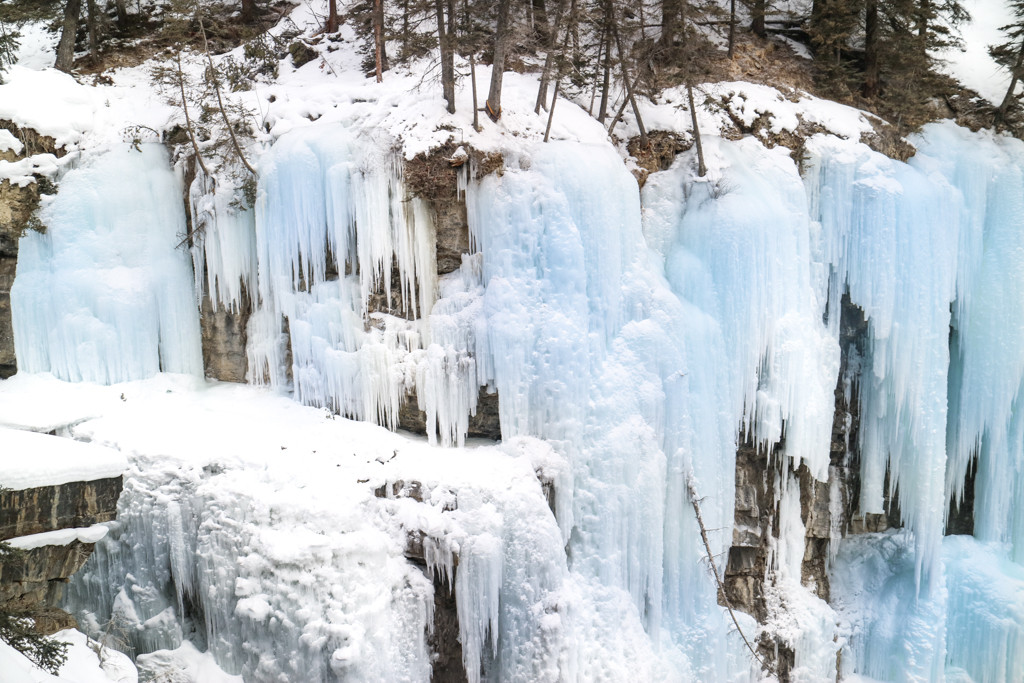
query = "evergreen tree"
(0, 504, 69, 676)
(991, 0, 1024, 118)
(0, 19, 18, 77)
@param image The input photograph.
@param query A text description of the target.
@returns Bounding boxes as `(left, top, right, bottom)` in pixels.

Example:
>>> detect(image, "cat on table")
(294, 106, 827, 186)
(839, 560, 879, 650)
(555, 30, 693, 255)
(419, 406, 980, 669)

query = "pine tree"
(0, 495, 69, 677)
(0, 20, 18, 78)
(991, 0, 1024, 119)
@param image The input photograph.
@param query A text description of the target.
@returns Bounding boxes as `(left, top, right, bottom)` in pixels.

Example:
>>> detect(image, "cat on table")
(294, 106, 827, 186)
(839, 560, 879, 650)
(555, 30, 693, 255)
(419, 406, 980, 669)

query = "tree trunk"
(241, 0, 258, 23)
(175, 51, 211, 180)
(608, 0, 647, 147)
(660, 0, 682, 51)
(998, 35, 1024, 117)
(374, 0, 385, 81)
(326, 0, 339, 33)
(436, 0, 455, 112)
(113, 0, 128, 30)
(597, 26, 611, 122)
(535, 0, 567, 113)
(687, 84, 706, 177)
(198, 14, 257, 176)
(862, 0, 879, 98)
(751, 0, 766, 38)
(86, 0, 98, 55)
(470, 54, 480, 131)
(544, 77, 560, 142)
(728, 0, 736, 58)
(55, 0, 82, 73)
(531, 0, 548, 46)
(485, 0, 512, 120)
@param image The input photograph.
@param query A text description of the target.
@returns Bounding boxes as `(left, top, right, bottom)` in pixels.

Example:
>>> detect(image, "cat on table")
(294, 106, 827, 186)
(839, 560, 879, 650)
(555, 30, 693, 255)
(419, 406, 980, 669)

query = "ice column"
(11, 144, 202, 382)
(911, 123, 1024, 561)
(642, 136, 839, 675)
(65, 461, 433, 682)
(188, 171, 258, 312)
(249, 126, 491, 445)
(807, 136, 960, 588)
(467, 141, 750, 680)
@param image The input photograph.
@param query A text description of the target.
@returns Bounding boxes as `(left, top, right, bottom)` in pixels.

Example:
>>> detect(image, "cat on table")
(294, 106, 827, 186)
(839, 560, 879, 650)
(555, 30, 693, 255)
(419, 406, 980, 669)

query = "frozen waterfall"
(7, 120, 1023, 682)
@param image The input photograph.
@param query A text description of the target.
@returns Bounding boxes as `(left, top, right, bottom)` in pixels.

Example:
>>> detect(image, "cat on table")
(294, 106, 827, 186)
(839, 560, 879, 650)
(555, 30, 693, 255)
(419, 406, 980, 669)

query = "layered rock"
(0, 430, 123, 635)
(0, 122, 65, 379)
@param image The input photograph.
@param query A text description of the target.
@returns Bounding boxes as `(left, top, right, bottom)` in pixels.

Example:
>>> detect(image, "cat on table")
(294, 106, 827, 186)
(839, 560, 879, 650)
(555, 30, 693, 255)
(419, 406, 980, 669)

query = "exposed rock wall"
(363, 145, 503, 441)
(0, 121, 64, 379)
(0, 478, 123, 540)
(0, 477, 122, 635)
(722, 294, 913, 681)
(200, 290, 251, 383)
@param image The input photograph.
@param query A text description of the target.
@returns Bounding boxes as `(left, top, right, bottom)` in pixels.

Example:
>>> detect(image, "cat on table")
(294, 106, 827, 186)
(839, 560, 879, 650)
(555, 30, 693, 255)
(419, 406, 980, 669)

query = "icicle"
(11, 144, 202, 383)
(188, 170, 257, 313)
(807, 134, 959, 591)
(910, 123, 1024, 558)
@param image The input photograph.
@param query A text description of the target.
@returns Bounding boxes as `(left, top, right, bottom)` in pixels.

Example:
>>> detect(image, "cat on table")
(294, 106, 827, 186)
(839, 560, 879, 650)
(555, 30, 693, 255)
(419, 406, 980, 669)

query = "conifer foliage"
(991, 0, 1024, 122)
(0, 0, 1016, 168)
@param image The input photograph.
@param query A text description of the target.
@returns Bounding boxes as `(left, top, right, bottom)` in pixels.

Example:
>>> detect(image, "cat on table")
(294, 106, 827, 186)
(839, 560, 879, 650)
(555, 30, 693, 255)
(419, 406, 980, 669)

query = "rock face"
(0, 479, 123, 540)
(404, 142, 473, 276)
(200, 291, 250, 383)
(0, 478, 122, 635)
(721, 294, 914, 680)
(0, 121, 64, 379)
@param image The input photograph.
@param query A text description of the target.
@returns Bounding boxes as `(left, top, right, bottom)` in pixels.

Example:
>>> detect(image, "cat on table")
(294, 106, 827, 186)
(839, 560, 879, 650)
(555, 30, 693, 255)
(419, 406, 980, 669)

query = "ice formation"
(807, 133, 961, 589)
(10, 144, 202, 383)
(811, 124, 1024, 678)
(6, 115, 1024, 682)
(65, 454, 435, 682)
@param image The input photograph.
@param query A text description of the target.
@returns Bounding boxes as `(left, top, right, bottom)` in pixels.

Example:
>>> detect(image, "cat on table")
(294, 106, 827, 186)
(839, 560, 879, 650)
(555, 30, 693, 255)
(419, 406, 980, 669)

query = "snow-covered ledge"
(0, 427, 127, 491)
(7, 524, 110, 551)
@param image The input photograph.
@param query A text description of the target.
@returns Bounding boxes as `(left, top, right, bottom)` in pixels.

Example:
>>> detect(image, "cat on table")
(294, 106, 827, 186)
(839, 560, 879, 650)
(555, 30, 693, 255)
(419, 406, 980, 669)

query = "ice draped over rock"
(9, 121, 1023, 681)
(810, 123, 1024, 680)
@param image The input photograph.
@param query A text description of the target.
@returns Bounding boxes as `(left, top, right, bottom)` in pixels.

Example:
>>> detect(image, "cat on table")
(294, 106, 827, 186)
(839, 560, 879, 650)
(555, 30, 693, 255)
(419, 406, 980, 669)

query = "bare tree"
(55, 0, 82, 72)
(373, 0, 384, 81)
(485, 0, 513, 120)
(325, 0, 339, 32)
(436, 0, 455, 111)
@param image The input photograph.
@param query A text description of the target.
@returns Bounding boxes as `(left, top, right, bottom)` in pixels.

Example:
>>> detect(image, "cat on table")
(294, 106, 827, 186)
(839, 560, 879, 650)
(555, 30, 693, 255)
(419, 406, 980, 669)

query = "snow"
(135, 640, 241, 683)
(0, 128, 23, 154)
(9, 21, 58, 72)
(0, 426, 127, 489)
(32, 373, 553, 681)
(0, 67, 98, 148)
(8, 524, 110, 550)
(0, 628, 136, 683)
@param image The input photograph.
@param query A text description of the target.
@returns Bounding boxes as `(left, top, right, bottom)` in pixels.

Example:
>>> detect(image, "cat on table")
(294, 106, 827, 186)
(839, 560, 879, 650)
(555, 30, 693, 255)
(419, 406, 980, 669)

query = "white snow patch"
(0, 426, 127, 489)
(8, 524, 110, 550)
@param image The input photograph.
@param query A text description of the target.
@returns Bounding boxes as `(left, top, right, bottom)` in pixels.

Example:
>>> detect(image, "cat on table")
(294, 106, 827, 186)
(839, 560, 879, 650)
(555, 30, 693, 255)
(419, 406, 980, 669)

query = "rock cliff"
(0, 430, 123, 636)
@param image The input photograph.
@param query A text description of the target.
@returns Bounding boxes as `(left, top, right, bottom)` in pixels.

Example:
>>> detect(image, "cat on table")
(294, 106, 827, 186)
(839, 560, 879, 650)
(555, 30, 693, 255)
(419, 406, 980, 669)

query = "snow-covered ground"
(0, 628, 136, 683)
